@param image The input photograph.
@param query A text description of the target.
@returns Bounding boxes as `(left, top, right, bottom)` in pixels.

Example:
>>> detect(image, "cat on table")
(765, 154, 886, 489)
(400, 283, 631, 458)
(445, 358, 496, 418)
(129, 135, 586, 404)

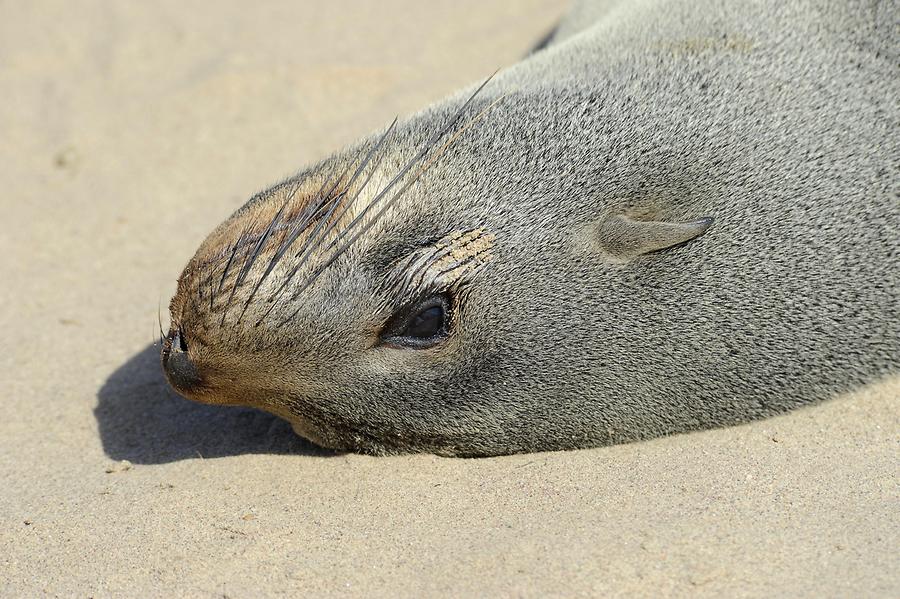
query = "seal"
(162, 0, 899, 456)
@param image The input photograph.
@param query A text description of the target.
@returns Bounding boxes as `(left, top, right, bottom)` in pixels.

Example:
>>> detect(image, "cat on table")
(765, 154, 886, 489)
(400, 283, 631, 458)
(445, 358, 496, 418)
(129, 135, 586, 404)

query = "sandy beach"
(1, 1, 897, 596)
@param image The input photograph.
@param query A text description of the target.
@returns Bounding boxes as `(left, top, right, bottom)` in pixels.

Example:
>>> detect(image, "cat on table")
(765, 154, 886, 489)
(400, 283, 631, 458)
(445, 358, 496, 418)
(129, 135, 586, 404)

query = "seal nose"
(163, 328, 203, 393)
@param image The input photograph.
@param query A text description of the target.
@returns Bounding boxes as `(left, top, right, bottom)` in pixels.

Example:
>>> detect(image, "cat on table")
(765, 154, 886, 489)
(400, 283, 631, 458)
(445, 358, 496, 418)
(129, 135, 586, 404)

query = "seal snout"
(162, 327, 203, 395)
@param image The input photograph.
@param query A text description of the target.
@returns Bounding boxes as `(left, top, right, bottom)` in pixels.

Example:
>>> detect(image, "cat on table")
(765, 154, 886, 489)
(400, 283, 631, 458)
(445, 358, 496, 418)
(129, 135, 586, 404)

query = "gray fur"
(164, 0, 899, 456)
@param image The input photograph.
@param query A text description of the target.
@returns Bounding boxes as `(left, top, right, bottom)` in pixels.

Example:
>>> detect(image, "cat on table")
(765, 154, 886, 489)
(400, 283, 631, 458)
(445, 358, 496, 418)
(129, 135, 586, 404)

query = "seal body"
(163, 0, 899, 456)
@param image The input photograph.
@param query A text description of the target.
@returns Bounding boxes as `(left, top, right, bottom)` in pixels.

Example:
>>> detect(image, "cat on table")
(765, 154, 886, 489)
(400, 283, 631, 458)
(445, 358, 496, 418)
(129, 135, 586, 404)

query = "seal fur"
(162, 0, 899, 456)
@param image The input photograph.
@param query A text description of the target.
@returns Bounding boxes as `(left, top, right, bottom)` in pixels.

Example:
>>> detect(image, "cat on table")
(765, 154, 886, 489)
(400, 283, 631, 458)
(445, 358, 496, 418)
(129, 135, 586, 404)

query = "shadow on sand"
(95, 343, 331, 464)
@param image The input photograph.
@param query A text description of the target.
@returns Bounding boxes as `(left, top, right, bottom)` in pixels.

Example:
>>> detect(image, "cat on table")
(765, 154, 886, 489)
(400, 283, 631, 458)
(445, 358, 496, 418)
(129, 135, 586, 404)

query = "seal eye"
(406, 306, 444, 338)
(381, 295, 451, 348)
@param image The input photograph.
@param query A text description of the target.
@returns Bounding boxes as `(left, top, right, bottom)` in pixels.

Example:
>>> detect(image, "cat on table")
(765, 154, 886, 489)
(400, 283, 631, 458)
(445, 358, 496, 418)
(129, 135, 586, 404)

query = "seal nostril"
(165, 348, 202, 393)
(163, 326, 201, 393)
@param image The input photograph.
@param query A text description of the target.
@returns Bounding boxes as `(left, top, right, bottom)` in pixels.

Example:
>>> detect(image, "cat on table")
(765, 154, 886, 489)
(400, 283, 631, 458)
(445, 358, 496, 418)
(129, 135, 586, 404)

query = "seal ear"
(596, 215, 714, 260)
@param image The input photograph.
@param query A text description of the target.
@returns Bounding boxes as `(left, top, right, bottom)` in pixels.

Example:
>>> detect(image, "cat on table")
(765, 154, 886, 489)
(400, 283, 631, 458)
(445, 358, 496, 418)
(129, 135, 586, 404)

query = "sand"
(1, 1, 897, 596)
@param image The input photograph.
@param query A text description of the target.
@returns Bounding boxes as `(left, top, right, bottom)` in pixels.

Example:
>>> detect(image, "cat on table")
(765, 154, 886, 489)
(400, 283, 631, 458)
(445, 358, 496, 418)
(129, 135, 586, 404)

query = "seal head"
(161, 93, 717, 456)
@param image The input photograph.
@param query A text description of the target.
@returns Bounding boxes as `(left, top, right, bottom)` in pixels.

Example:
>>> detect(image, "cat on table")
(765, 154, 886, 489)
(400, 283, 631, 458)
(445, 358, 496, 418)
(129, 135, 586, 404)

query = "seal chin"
(289, 418, 332, 449)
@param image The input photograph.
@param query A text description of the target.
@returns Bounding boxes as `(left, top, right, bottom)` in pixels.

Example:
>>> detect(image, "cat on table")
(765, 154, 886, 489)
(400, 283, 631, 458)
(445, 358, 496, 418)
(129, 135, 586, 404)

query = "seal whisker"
(304, 127, 392, 259)
(230, 187, 297, 299)
(218, 222, 259, 326)
(293, 119, 399, 266)
(262, 164, 345, 275)
(273, 75, 499, 327)
(220, 177, 305, 325)
(158, 297, 166, 341)
(272, 164, 344, 254)
(214, 220, 255, 304)
(243, 147, 368, 314)
(320, 74, 498, 263)
(278, 86, 508, 325)
(235, 164, 353, 325)
(215, 239, 243, 296)
(258, 118, 399, 323)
